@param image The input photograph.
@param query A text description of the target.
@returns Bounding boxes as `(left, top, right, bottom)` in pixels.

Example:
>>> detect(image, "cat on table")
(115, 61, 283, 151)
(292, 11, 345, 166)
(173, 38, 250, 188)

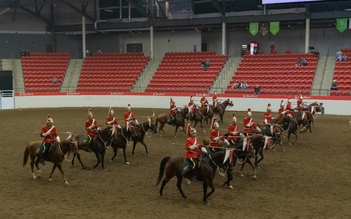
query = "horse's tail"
(23, 145, 30, 167)
(156, 156, 171, 187)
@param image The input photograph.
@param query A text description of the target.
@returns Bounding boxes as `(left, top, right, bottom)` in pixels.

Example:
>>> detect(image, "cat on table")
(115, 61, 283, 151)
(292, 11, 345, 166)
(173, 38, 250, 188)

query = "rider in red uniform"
(278, 100, 284, 118)
(243, 108, 261, 135)
(188, 96, 196, 119)
(105, 107, 119, 128)
(37, 114, 60, 165)
(264, 103, 272, 125)
(297, 94, 307, 120)
(169, 98, 178, 125)
(85, 108, 99, 152)
(284, 98, 294, 116)
(212, 91, 219, 110)
(200, 93, 209, 107)
(183, 125, 207, 181)
(227, 114, 240, 145)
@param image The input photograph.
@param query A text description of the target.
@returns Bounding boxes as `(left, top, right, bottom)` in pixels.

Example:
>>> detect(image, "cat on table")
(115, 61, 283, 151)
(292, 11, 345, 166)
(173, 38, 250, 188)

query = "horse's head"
(100, 127, 113, 139)
(226, 99, 234, 107)
(147, 116, 158, 133)
(63, 132, 78, 153)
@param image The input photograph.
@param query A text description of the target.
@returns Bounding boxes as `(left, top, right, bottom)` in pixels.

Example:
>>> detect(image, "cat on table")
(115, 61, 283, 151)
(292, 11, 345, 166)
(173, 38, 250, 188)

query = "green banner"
(336, 18, 348, 33)
(249, 22, 259, 36)
(270, 21, 280, 35)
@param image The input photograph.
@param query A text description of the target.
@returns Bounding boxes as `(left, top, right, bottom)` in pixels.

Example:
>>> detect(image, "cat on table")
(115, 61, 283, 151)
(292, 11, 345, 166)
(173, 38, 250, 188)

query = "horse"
(72, 127, 113, 170)
(23, 133, 78, 184)
(207, 99, 234, 124)
(156, 106, 189, 137)
(258, 121, 285, 152)
(156, 150, 227, 204)
(130, 116, 158, 156)
(109, 126, 130, 165)
(190, 106, 210, 132)
(275, 114, 299, 145)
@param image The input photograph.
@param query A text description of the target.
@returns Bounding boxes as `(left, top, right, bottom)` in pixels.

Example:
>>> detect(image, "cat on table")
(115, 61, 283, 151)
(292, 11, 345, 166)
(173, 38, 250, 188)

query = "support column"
(222, 22, 226, 55)
(150, 25, 154, 59)
(82, 16, 86, 59)
(305, 18, 310, 53)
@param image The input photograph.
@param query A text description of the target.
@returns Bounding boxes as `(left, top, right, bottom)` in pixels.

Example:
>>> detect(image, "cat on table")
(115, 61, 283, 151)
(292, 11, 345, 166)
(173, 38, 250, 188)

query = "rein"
(56, 141, 76, 162)
(98, 131, 111, 149)
(142, 123, 153, 138)
(119, 129, 131, 146)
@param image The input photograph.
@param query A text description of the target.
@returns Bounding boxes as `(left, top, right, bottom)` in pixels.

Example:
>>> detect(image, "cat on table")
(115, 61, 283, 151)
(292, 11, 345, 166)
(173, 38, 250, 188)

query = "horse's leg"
(122, 147, 130, 165)
(239, 161, 246, 177)
(246, 159, 257, 179)
(101, 151, 107, 170)
(221, 166, 234, 189)
(174, 126, 179, 137)
(132, 141, 137, 156)
(139, 140, 149, 157)
(93, 152, 101, 169)
(255, 150, 264, 167)
(55, 162, 69, 185)
(204, 179, 216, 205)
(75, 152, 86, 169)
(48, 163, 58, 182)
(30, 156, 37, 179)
(110, 146, 117, 162)
(159, 123, 166, 136)
(34, 158, 42, 178)
(175, 174, 187, 199)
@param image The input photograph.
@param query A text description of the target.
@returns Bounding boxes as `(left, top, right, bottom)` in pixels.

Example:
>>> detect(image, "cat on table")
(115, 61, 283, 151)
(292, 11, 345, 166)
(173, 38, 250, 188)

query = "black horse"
(110, 126, 130, 164)
(156, 106, 189, 137)
(156, 150, 226, 204)
(130, 116, 158, 156)
(207, 99, 234, 124)
(72, 127, 113, 170)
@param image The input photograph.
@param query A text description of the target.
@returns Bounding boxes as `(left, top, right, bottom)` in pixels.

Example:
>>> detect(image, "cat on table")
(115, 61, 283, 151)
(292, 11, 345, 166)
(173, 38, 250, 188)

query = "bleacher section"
(77, 53, 149, 92)
(22, 53, 70, 92)
(146, 52, 227, 93)
(331, 48, 351, 96)
(225, 53, 318, 95)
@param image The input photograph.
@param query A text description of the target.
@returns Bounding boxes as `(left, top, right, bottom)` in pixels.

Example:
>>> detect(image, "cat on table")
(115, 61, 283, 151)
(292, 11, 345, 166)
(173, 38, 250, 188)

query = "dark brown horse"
(72, 127, 113, 170)
(110, 126, 130, 165)
(156, 150, 227, 204)
(190, 106, 210, 132)
(207, 99, 234, 124)
(276, 114, 299, 145)
(156, 106, 189, 137)
(130, 116, 158, 156)
(23, 134, 78, 184)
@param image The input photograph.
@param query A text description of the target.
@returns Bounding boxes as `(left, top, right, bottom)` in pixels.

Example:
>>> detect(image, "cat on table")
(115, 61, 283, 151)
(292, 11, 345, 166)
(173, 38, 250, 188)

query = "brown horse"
(23, 134, 78, 184)
(130, 116, 158, 156)
(190, 106, 210, 132)
(207, 99, 234, 124)
(156, 106, 189, 137)
(276, 114, 299, 145)
(110, 126, 130, 165)
(156, 150, 227, 204)
(72, 127, 113, 170)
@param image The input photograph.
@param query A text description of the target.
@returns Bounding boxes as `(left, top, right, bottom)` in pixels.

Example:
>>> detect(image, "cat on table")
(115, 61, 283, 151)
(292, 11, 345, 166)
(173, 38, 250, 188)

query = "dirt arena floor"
(1, 107, 351, 219)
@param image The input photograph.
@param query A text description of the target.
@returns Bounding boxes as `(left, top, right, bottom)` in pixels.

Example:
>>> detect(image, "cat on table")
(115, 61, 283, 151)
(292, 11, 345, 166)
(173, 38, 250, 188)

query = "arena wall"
(13, 92, 351, 115)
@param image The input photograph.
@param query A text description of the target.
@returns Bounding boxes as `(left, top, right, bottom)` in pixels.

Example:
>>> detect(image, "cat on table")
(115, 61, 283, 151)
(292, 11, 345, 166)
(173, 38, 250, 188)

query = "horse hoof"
(126, 162, 130, 165)
(252, 175, 257, 180)
(146, 154, 150, 157)
(228, 185, 234, 190)
(48, 178, 53, 182)
(240, 173, 244, 178)
(32, 176, 37, 180)
(64, 181, 69, 185)
(187, 180, 191, 185)
(103, 168, 107, 171)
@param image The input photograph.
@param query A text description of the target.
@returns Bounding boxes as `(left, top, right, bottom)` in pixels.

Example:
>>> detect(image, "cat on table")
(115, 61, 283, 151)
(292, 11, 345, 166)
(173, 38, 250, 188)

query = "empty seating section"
(146, 52, 227, 93)
(22, 53, 70, 92)
(225, 53, 318, 95)
(77, 53, 149, 92)
(331, 48, 351, 96)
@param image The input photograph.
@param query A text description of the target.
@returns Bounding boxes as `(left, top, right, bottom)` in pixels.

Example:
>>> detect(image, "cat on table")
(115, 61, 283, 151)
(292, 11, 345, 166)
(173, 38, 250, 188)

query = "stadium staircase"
(131, 58, 162, 92)
(60, 59, 84, 92)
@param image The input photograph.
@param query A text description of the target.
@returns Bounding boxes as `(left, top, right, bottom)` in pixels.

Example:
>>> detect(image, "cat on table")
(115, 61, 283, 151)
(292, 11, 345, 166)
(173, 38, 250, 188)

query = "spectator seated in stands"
(200, 58, 210, 71)
(296, 57, 302, 66)
(313, 49, 320, 58)
(96, 48, 102, 54)
(52, 76, 58, 84)
(342, 54, 348, 61)
(331, 80, 338, 90)
(237, 80, 243, 89)
(254, 85, 260, 94)
(301, 58, 307, 66)
(86, 49, 92, 57)
(231, 81, 238, 89)
(242, 82, 248, 90)
(336, 49, 342, 61)
(20, 49, 26, 57)
(25, 49, 30, 56)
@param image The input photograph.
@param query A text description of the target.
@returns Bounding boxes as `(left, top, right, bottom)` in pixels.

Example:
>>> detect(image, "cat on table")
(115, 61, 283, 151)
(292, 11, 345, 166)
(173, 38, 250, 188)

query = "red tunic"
(124, 111, 136, 126)
(285, 103, 294, 115)
(200, 97, 208, 108)
(185, 137, 201, 159)
(40, 125, 58, 143)
(243, 116, 257, 133)
(278, 107, 284, 116)
(105, 116, 118, 126)
(170, 103, 177, 116)
(210, 129, 222, 147)
(85, 119, 98, 136)
(227, 124, 239, 141)
(297, 99, 304, 111)
(188, 101, 196, 113)
(264, 111, 272, 124)
(212, 95, 218, 106)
